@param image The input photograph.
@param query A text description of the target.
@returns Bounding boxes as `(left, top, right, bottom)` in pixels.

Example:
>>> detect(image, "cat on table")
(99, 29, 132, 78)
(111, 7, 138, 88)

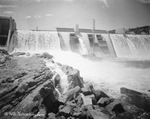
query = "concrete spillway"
(14, 30, 150, 59)
(110, 34, 150, 59)
(15, 30, 61, 53)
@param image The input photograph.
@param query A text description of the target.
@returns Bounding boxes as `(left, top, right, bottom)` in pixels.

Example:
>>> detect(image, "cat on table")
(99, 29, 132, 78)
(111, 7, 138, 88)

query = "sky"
(0, 0, 150, 30)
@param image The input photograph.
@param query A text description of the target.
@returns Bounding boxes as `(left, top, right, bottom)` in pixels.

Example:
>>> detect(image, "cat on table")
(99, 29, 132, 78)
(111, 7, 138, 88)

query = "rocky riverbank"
(0, 50, 150, 119)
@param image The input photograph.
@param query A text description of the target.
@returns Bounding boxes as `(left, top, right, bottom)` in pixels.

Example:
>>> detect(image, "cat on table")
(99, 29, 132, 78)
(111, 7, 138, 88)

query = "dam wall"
(13, 30, 150, 59)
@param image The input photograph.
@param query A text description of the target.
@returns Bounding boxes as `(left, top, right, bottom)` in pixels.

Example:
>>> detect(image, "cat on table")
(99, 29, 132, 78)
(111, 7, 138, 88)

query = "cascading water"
(58, 32, 72, 51)
(110, 34, 132, 58)
(110, 34, 150, 59)
(11, 30, 150, 98)
(14, 30, 150, 59)
(93, 34, 107, 57)
(78, 37, 89, 55)
(100, 34, 112, 56)
(80, 33, 92, 54)
(15, 30, 61, 53)
(127, 35, 150, 57)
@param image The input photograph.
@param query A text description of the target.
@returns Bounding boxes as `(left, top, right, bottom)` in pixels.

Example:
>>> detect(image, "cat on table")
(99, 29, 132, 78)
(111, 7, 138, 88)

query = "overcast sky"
(0, 0, 150, 30)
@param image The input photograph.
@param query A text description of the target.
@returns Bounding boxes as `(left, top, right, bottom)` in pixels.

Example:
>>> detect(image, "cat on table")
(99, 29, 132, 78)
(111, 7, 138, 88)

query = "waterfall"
(110, 34, 132, 58)
(78, 37, 89, 55)
(110, 34, 150, 59)
(15, 30, 61, 53)
(98, 34, 111, 56)
(58, 32, 72, 51)
(14, 30, 150, 59)
(80, 33, 92, 54)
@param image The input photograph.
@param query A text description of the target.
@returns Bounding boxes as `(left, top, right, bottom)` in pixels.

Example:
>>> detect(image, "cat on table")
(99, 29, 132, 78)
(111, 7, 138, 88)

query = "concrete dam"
(1, 17, 150, 59)
(14, 29, 150, 59)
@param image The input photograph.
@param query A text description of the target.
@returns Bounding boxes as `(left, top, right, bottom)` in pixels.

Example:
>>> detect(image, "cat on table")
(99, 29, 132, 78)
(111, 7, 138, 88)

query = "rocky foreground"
(0, 50, 150, 119)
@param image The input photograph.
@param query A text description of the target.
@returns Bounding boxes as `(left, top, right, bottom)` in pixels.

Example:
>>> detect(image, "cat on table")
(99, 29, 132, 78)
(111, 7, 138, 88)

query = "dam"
(1, 17, 150, 119)
(13, 29, 150, 59)
(1, 16, 150, 59)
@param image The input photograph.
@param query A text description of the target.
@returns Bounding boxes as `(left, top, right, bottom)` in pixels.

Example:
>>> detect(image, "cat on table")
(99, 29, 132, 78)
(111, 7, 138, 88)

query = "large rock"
(39, 81, 56, 113)
(93, 90, 109, 102)
(1, 78, 55, 119)
(80, 93, 93, 105)
(61, 65, 84, 89)
(81, 87, 92, 96)
(75, 94, 83, 107)
(120, 87, 150, 112)
(0, 55, 53, 119)
(98, 97, 114, 107)
(67, 69, 84, 89)
(34, 52, 53, 59)
(0, 49, 9, 55)
(87, 110, 110, 119)
(33, 108, 46, 119)
(59, 105, 73, 117)
(66, 86, 81, 101)
(48, 113, 56, 119)
(11, 52, 26, 57)
(105, 99, 125, 115)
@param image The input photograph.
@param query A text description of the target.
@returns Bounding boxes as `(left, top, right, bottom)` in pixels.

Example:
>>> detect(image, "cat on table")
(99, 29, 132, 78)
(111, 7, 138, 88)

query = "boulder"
(33, 108, 46, 119)
(87, 110, 110, 119)
(80, 93, 93, 105)
(66, 101, 76, 107)
(120, 87, 150, 112)
(66, 86, 81, 101)
(113, 104, 146, 119)
(53, 74, 61, 88)
(60, 116, 66, 119)
(40, 52, 53, 59)
(61, 65, 74, 74)
(61, 65, 84, 89)
(0, 49, 9, 55)
(82, 105, 93, 111)
(98, 97, 114, 107)
(48, 113, 56, 119)
(59, 105, 73, 117)
(93, 90, 109, 101)
(39, 81, 57, 113)
(75, 94, 83, 107)
(81, 87, 92, 96)
(86, 84, 109, 101)
(68, 69, 84, 89)
(11, 52, 26, 57)
(105, 99, 125, 115)
(45, 70, 54, 80)
(0, 55, 10, 64)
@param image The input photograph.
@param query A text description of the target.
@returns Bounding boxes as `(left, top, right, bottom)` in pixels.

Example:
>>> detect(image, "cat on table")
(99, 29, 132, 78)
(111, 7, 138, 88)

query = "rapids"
(13, 30, 150, 97)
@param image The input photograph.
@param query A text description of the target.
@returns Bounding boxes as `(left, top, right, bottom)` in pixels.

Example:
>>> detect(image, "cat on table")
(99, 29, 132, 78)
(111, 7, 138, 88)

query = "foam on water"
(15, 30, 61, 53)
(14, 30, 150, 97)
(110, 34, 150, 59)
(58, 32, 71, 51)
(80, 33, 92, 54)
(78, 37, 89, 55)
(53, 51, 150, 97)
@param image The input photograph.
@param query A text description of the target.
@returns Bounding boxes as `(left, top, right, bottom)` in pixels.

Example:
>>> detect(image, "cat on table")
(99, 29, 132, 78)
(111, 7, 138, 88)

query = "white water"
(110, 34, 150, 59)
(58, 32, 72, 51)
(15, 30, 61, 53)
(78, 37, 89, 55)
(80, 33, 92, 54)
(110, 34, 132, 58)
(52, 51, 150, 97)
(14, 31, 150, 98)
